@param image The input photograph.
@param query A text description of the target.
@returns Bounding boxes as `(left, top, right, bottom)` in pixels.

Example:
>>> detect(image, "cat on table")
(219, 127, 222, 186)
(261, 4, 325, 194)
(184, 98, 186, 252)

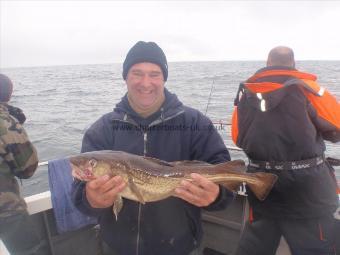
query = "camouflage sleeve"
(0, 113, 38, 179)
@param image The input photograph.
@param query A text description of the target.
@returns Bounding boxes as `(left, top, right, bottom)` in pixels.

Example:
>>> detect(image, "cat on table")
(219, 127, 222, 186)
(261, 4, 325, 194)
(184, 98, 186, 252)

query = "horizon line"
(1, 59, 340, 69)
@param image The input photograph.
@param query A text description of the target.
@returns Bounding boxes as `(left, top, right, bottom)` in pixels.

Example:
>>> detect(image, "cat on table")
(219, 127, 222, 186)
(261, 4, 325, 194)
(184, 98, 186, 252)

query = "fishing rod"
(204, 79, 215, 116)
(204, 78, 231, 125)
(204, 79, 243, 153)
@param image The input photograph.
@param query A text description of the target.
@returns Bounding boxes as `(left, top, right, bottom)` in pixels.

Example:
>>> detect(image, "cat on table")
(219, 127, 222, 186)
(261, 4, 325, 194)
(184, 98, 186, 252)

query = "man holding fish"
(71, 41, 236, 255)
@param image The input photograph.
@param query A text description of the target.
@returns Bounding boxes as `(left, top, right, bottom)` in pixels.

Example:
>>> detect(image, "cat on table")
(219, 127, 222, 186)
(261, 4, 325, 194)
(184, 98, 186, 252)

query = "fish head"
(69, 151, 125, 181)
(69, 154, 98, 181)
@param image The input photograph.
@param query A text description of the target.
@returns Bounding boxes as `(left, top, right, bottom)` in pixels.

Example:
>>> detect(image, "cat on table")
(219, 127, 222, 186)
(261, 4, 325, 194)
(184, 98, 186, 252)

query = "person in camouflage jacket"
(0, 73, 47, 255)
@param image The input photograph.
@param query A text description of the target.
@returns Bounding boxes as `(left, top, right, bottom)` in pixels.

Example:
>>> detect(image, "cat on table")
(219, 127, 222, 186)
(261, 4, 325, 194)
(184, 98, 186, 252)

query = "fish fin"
(171, 160, 211, 167)
(128, 177, 145, 204)
(143, 156, 175, 167)
(247, 172, 278, 201)
(212, 160, 247, 174)
(113, 195, 123, 220)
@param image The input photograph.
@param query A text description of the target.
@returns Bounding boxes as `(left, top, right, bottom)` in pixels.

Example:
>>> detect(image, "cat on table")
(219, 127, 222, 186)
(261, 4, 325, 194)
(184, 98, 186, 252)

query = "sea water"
(1, 61, 339, 196)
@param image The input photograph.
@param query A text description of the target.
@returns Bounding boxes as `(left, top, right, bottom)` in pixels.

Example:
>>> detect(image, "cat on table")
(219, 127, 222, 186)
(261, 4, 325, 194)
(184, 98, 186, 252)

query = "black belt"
(248, 155, 325, 170)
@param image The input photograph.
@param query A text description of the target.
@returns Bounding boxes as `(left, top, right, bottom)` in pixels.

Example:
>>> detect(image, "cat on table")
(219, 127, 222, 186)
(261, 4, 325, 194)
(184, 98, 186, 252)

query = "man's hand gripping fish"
(70, 150, 277, 219)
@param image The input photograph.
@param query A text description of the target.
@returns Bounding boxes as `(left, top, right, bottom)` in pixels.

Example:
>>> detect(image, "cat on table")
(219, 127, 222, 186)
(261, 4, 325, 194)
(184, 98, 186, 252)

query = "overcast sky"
(1, 1, 340, 68)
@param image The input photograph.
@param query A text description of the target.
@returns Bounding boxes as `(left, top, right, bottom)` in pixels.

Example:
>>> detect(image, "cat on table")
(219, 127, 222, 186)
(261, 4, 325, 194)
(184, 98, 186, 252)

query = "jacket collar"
(113, 88, 184, 126)
(248, 66, 317, 83)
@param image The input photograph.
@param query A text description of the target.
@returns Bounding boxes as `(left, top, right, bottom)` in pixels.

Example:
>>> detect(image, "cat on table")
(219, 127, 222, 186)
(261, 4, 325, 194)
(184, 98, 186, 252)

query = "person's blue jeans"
(0, 212, 48, 255)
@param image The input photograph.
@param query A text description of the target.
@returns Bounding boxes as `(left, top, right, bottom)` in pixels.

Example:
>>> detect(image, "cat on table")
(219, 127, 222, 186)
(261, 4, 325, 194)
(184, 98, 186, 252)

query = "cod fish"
(70, 150, 277, 218)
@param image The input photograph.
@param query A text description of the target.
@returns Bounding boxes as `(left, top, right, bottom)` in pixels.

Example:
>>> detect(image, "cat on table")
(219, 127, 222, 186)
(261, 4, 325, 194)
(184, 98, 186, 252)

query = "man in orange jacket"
(232, 46, 339, 255)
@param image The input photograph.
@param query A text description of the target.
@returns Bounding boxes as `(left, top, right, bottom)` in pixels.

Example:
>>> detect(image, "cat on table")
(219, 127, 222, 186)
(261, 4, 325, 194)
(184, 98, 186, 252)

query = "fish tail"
(247, 173, 278, 201)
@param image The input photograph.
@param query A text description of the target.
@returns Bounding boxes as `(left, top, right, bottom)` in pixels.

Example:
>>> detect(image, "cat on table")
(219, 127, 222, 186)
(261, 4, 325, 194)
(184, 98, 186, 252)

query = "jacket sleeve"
(303, 83, 340, 143)
(189, 111, 235, 211)
(7, 105, 26, 124)
(71, 114, 114, 216)
(231, 107, 239, 145)
(71, 179, 109, 217)
(0, 114, 38, 179)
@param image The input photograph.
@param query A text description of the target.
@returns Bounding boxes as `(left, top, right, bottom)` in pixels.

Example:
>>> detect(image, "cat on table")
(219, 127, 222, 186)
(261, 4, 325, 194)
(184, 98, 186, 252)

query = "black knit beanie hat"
(0, 74, 13, 102)
(122, 41, 168, 81)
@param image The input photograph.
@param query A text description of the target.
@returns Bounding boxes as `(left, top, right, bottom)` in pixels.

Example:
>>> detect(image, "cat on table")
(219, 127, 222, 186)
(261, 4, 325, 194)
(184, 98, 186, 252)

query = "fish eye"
(89, 159, 97, 168)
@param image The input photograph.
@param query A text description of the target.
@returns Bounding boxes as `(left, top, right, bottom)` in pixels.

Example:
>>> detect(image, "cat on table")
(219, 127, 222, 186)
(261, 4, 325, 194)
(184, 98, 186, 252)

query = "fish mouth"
(70, 163, 95, 181)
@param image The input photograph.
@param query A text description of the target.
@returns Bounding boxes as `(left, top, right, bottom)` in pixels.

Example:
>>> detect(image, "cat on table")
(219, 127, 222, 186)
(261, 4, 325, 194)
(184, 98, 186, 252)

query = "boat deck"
(1, 191, 295, 255)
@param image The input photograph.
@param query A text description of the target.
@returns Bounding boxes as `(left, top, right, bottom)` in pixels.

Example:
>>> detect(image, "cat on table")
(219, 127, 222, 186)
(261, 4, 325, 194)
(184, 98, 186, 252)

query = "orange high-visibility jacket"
(231, 67, 339, 218)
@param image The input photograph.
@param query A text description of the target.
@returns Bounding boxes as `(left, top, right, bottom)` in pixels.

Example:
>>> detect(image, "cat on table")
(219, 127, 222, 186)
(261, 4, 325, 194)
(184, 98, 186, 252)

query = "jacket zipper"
(113, 110, 184, 255)
(136, 131, 147, 255)
(112, 117, 143, 255)
(143, 132, 147, 155)
(136, 203, 142, 255)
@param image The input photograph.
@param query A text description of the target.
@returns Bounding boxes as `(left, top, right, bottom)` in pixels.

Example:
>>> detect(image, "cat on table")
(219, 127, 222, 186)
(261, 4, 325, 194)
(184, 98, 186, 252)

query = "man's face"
(126, 62, 165, 111)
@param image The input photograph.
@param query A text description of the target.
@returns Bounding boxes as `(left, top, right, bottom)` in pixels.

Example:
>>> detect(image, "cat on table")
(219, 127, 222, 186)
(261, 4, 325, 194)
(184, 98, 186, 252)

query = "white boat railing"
(25, 191, 52, 215)
(0, 241, 10, 255)
(38, 161, 49, 167)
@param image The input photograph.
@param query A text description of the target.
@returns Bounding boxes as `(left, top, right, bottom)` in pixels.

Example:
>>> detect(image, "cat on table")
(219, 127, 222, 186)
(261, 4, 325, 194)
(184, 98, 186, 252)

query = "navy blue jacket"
(72, 89, 233, 255)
